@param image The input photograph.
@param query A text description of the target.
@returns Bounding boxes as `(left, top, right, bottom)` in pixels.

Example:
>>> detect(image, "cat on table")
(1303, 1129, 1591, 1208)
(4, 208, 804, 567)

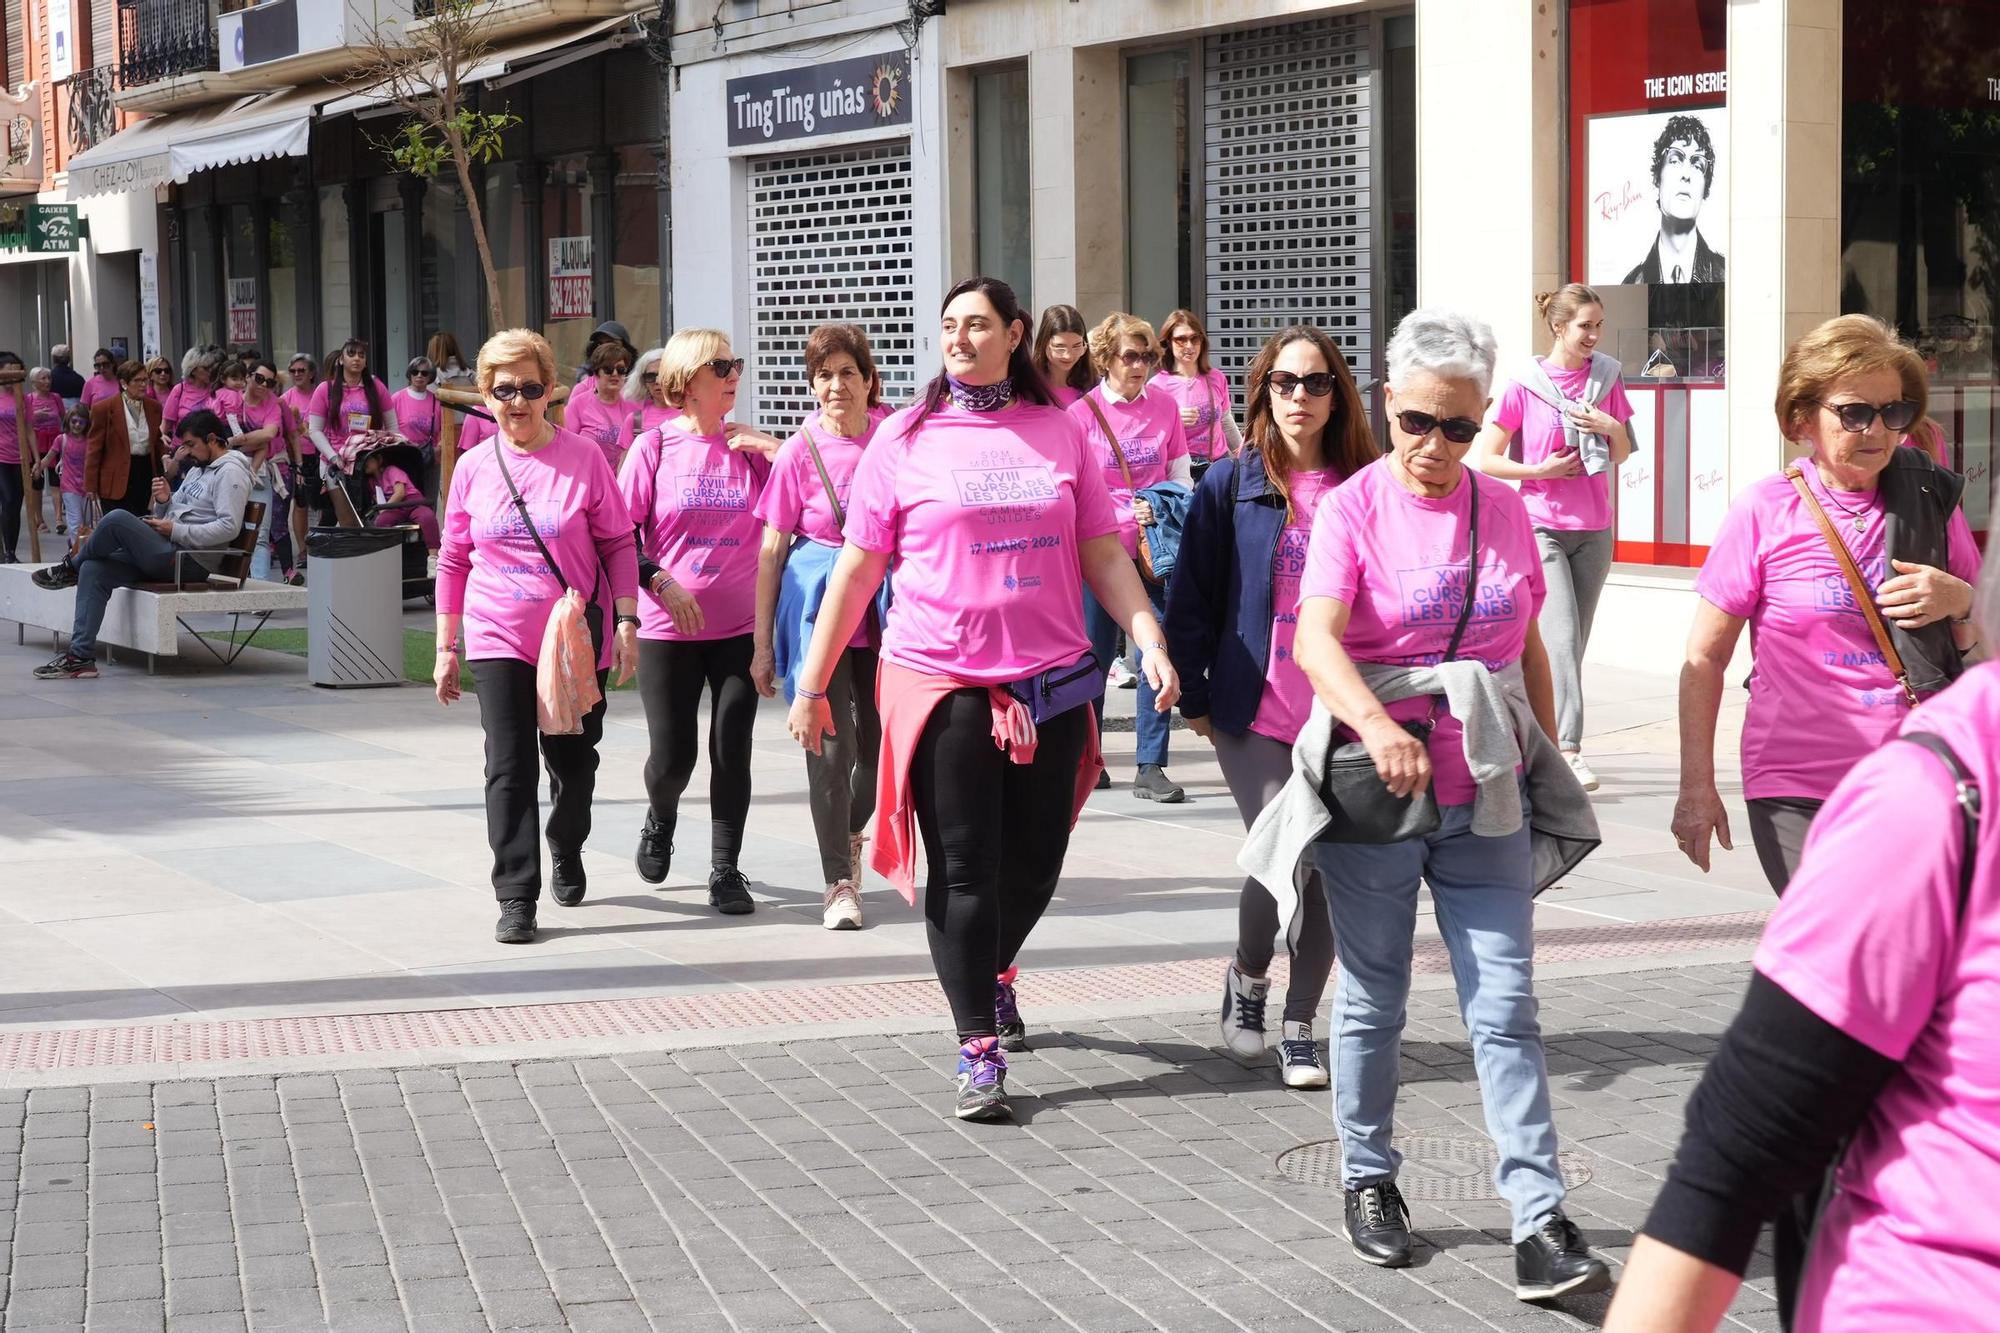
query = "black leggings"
(0, 464, 20, 559)
(469, 656, 609, 903)
(910, 690, 1090, 1041)
(110, 450, 156, 517)
(637, 634, 758, 870)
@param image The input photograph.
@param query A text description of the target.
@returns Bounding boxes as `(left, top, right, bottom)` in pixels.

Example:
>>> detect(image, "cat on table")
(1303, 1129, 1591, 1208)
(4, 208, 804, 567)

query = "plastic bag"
(536, 587, 603, 735)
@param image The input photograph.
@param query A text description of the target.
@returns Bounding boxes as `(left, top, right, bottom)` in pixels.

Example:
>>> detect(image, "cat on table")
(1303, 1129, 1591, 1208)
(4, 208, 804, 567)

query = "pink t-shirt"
(27, 391, 63, 448)
(80, 374, 120, 411)
(1300, 459, 1547, 805)
(308, 376, 394, 452)
(391, 388, 442, 450)
(1753, 662, 2000, 1332)
(231, 393, 285, 462)
(1249, 467, 1344, 745)
(281, 386, 318, 455)
(377, 463, 423, 505)
(1695, 469, 1982, 801)
(868, 402, 896, 425)
(1067, 386, 1191, 557)
(563, 392, 637, 474)
(846, 401, 1119, 686)
(755, 416, 879, 650)
(56, 432, 88, 494)
(0, 395, 18, 465)
(1490, 360, 1636, 532)
(637, 401, 673, 436)
(435, 427, 636, 670)
(456, 413, 496, 452)
(160, 381, 215, 436)
(1048, 384, 1083, 409)
(213, 387, 245, 428)
(618, 425, 770, 642)
(1151, 369, 1235, 461)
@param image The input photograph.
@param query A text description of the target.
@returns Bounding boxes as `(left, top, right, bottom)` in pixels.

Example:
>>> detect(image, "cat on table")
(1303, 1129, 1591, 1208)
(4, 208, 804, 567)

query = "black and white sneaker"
(1218, 961, 1270, 1059)
(33, 651, 97, 680)
(550, 852, 586, 907)
(30, 562, 77, 590)
(635, 815, 671, 884)
(707, 866, 754, 916)
(494, 900, 537, 944)
(1513, 1210, 1611, 1301)
(1278, 1021, 1329, 1089)
(1343, 1181, 1413, 1268)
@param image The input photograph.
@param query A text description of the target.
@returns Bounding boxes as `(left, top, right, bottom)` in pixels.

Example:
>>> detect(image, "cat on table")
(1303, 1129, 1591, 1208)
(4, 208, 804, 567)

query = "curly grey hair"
(1385, 307, 1500, 398)
(181, 344, 224, 379)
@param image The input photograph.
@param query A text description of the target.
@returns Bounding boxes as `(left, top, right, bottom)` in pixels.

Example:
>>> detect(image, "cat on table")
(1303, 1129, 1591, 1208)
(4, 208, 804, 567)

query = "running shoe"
(1279, 1021, 1329, 1089)
(1133, 764, 1185, 803)
(494, 900, 536, 944)
(822, 879, 863, 931)
(1094, 768, 1112, 791)
(995, 967, 1027, 1051)
(954, 1036, 1011, 1121)
(1218, 961, 1270, 1059)
(1107, 658, 1136, 689)
(550, 851, 586, 907)
(1344, 1181, 1413, 1268)
(708, 865, 755, 916)
(1565, 752, 1601, 792)
(635, 815, 671, 884)
(30, 562, 77, 590)
(1513, 1210, 1611, 1301)
(33, 651, 97, 680)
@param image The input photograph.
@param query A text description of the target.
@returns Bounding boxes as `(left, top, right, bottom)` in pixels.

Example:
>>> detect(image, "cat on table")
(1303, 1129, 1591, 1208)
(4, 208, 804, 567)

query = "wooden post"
(437, 401, 460, 508)
(3, 369, 39, 564)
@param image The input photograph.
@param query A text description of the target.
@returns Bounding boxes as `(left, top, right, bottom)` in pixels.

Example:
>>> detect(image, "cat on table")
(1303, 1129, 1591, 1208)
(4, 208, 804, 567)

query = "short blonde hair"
(656, 328, 732, 408)
(476, 328, 557, 396)
(1087, 312, 1158, 377)
(1775, 314, 1928, 442)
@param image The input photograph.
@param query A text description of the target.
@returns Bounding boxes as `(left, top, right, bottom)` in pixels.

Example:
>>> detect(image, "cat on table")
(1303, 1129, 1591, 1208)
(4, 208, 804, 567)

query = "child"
(214, 360, 248, 434)
(34, 405, 92, 538)
(363, 451, 438, 551)
(27, 368, 64, 534)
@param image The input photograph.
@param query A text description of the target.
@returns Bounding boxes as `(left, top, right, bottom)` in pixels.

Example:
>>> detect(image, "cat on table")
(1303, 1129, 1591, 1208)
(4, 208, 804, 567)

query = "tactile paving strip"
(0, 911, 1768, 1073)
(1273, 1136, 1595, 1200)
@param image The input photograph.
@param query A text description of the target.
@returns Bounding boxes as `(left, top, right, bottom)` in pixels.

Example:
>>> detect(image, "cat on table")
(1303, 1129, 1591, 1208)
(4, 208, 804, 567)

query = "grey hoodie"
(155, 447, 253, 566)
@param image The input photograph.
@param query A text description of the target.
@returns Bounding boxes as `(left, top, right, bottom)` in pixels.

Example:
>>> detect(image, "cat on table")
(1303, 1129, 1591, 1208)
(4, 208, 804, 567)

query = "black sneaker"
(1343, 1182, 1413, 1268)
(550, 852, 586, 907)
(31, 562, 77, 590)
(707, 866, 754, 916)
(635, 815, 671, 884)
(33, 651, 97, 680)
(1093, 768, 1111, 791)
(995, 970, 1027, 1052)
(1132, 764, 1185, 803)
(1513, 1210, 1611, 1301)
(494, 900, 537, 944)
(954, 1037, 1011, 1122)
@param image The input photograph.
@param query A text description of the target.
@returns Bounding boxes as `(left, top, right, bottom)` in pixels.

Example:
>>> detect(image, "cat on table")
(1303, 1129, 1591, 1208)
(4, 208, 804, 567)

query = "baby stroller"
(323, 431, 437, 605)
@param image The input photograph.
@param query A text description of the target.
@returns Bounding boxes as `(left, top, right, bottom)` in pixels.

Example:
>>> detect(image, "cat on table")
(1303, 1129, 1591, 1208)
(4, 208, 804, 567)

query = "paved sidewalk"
(0, 963, 1776, 1333)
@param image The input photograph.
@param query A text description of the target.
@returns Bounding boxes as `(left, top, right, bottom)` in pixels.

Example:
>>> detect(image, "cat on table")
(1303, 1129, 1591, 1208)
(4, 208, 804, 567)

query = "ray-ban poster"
(1587, 106, 1729, 289)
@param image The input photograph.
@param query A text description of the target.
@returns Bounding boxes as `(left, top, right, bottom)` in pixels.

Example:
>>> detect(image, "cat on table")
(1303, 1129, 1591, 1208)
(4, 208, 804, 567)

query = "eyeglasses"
(1813, 398, 1919, 434)
(252, 374, 278, 387)
(1266, 371, 1336, 399)
(1115, 350, 1160, 369)
(289, 365, 311, 375)
(93, 361, 112, 370)
(489, 382, 547, 402)
(704, 358, 745, 379)
(1169, 334, 1202, 346)
(601, 365, 630, 377)
(1394, 409, 1482, 445)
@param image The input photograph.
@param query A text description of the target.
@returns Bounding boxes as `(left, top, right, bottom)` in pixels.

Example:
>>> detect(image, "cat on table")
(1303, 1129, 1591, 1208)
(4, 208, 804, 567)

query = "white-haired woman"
(161, 345, 222, 440)
(623, 347, 675, 439)
(1290, 308, 1609, 1298)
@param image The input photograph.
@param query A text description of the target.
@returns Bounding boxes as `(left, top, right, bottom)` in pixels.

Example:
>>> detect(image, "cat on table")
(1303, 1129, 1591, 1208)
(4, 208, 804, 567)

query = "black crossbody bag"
(490, 440, 604, 653)
(1316, 476, 1480, 845)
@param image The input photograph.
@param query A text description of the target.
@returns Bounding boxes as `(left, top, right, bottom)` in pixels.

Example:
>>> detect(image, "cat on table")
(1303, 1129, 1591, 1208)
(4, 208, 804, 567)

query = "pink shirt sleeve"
(1693, 489, 1764, 618)
(1492, 381, 1527, 434)
(1946, 509, 1982, 583)
(1068, 418, 1121, 542)
(1300, 486, 1361, 606)
(616, 429, 661, 547)
(434, 456, 475, 616)
(307, 382, 331, 422)
(753, 437, 807, 534)
(1754, 740, 1967, 1059)
(1602, 376, 1636, 425)
(845, 435, 900, 555)
(585, 448, 639, 603)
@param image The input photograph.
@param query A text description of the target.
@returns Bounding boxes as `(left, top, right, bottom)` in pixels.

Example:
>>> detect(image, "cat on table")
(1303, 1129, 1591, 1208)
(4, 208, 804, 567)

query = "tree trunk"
(447, 126, 507, 337)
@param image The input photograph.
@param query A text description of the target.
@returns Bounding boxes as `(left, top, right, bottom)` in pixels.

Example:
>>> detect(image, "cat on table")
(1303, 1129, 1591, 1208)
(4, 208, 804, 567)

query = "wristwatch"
(616, 613, 641, 629)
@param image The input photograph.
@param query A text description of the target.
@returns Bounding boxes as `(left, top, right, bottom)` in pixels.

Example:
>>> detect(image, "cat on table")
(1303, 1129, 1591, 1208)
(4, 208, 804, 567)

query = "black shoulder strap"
(800, 426, 846, 531)
(1441, 475, 1481, 663)
(489, 437, 571, 592)
(1900, 731, 1982, 922)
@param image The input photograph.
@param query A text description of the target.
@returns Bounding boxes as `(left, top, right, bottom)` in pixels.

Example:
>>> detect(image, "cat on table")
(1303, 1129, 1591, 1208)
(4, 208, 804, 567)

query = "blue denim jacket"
(1163, 449, 1291, 735)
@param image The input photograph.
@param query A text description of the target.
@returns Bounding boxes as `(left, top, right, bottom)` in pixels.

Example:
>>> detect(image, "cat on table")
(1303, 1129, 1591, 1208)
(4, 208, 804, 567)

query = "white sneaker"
(822, 880, 863, 931)
(1107, 658, 1136, 689)
(1564, 751, 1600, 792)
(1219, 961, 1271, 1059)
(1279, 1021, 1330, 1089)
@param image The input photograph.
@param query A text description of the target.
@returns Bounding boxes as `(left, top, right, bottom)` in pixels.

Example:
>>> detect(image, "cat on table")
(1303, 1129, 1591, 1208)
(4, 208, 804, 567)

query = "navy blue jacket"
(1165, 449, 1298, 735)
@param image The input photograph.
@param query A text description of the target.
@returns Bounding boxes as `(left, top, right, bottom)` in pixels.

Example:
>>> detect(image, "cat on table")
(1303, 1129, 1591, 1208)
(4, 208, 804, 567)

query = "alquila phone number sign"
(727, 51, 912, 148)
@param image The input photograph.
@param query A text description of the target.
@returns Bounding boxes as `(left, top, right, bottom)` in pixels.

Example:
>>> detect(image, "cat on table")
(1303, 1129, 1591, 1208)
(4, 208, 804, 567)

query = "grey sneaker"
(1133, 764, 1185, 803)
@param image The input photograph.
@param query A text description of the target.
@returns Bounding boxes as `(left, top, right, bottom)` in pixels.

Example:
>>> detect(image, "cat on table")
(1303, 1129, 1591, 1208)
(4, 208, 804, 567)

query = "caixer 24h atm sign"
(0, 202, 81, 254)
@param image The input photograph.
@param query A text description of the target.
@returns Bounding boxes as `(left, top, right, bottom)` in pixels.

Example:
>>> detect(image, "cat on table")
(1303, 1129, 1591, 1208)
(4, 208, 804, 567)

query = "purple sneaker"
(995, 967, 1027, 1051)
(954, 1036, 1011, 1122)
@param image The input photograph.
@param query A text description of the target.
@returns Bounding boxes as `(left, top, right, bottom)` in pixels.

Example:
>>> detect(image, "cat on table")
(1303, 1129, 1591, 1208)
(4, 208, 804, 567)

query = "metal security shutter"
(1202, 16, 1373, 391)
(749, 141, 916, 434)
(4, 0, 26, 88)
(92, 0, 116, 69)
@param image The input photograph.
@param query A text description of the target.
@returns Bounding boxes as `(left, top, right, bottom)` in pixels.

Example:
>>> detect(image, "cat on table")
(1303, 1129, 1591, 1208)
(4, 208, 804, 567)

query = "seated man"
(30, 410, 252, 680)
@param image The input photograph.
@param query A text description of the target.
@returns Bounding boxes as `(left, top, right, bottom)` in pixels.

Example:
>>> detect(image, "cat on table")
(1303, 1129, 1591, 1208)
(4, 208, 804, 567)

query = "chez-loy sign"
(726, 50, 912, 148)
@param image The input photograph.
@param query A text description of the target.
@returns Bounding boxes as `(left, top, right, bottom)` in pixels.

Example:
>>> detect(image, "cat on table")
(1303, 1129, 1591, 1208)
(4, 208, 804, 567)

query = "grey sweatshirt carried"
(154, 447, 253, 564)
(1238, 658, 1601, 946)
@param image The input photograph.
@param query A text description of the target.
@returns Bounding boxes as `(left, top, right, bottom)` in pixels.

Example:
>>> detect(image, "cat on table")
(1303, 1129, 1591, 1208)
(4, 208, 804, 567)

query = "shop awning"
(65, 82, 332, 199)
(319, 15, 638, 119)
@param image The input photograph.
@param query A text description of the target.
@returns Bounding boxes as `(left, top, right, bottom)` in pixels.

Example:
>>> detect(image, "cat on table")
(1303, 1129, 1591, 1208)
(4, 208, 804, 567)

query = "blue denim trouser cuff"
(1083, 573, 1170, 766)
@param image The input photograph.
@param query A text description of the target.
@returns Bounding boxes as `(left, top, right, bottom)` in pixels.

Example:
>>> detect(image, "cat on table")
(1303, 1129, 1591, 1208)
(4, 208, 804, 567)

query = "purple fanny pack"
(1007, 649, 1102, 724)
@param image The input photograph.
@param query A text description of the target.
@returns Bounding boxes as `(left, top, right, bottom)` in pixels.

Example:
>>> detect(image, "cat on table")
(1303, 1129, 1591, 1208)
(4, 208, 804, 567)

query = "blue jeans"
(1084, 571, 1170, 767)
(247, 481, 274, 582)
(1312, 791, 1564, 1241)
(71, 510, 176, 658)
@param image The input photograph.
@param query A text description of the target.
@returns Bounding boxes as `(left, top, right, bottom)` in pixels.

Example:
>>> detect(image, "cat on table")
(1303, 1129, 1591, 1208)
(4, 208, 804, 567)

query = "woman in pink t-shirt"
(434, 328, 639, 947)
(0, 351, 26, 560)
(1293, 308, 1610, 1296)
(623, 347, 677, 439)
(617, 328, 771, 919)
(1031, 304, 1095, 408)
(750, 324, 887, 931)
(1164, 325, 1380, 1092)
(307, 339, 399, 461)
(1672, 315, 1982, 895)
(1473, 284, 1637, 790)
(26, 368, 65, 534)
(390, 356, 443, 457)
(1608, 584, 1999, 1333)
(1066, 312, 1193, 803)
(1153, 309, 1242, 472)
(160, 345, 222, 441)
(783, 277, 1182, 1124)
(564, 342, 639, 475)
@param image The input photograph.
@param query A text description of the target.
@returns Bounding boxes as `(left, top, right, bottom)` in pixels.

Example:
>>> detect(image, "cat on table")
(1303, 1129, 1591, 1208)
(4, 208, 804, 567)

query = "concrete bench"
(0, 563, 308, 672)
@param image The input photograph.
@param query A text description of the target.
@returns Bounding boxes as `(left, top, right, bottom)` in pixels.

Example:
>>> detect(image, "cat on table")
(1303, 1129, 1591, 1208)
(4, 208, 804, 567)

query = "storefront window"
(318, 185, 352, 354)
(1841, 0, 2000, 539)
(974, 64, 1031, 309)
(223, 203, 258, 353)
(1126, 48, 1192, 325)
(268, 196, 310, 362)
(421, 178, 474, 357)
(541, 156, 594, 375)
(184, 207, 220, 351)
(612, 144, 662, 355)
(482, 168, 527, 336)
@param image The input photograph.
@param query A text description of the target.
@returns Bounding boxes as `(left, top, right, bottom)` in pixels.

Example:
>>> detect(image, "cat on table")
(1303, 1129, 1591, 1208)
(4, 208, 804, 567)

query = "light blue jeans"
(247, 481, 274, 582)
(1312, 789, 1564, 1241)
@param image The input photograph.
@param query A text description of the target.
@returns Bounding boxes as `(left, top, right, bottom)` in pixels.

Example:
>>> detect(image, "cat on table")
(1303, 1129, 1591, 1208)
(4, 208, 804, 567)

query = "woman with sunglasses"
(393, 356, 443, 456)
(308, 340, 398, 467)
(622, 348, 675, 439)
(1470, 285, 1636, 792)
(1287, 307, 1608, 1297)
(618, 329, 770, 918)
(1032, 305, 1095, 408)
(232, 358, 297, 582)
(1068, 312, 1192, 803)
(80, 350, 120, 412)
(280, 352, 331, 547)
(1154, 310, 1242, 479)
(143, 357, 173, 405)
(565, 343, 640, 473)
(435, 329, 640, 946)
(1673, 315, 1981, 896)
(1166, 325, 1378, 1089)
(161, 346, 222, 440)
(786, 276, 1181, 1123)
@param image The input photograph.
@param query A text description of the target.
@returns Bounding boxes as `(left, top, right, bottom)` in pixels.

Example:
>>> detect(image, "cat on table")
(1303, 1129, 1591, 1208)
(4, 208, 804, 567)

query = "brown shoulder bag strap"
(1786, 465, 1917, 706)
(1081, 393, 1135, 492)
(800, 426, 846, 531)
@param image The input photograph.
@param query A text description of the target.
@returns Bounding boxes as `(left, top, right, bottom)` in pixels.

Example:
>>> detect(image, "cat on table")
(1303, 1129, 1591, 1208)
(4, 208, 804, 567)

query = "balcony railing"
(64, 65, 119, 155)
(119, 0, 221, 89)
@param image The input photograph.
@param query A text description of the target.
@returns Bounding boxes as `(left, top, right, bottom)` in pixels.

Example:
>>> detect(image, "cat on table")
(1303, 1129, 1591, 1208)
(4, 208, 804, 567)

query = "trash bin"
(306, 526, 409, 688)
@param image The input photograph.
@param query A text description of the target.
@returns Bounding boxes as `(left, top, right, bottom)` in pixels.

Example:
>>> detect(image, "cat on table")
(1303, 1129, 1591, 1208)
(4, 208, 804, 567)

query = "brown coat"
(85, 393, 166, 502)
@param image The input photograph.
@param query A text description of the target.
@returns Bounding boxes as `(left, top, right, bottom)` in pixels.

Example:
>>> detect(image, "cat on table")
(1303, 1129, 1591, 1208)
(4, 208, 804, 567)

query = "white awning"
(320, 15, 637, 119)
(65, 82, 332, 199)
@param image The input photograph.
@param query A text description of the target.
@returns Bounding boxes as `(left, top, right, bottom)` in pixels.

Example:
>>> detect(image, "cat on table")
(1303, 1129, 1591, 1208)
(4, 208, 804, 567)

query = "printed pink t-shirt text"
(617, 425, 769, 641)
(1490, 360, 1636, 532)
(1249, 467, 1342, 745)
(563, 393, 637, 474)
(1151, 369, 1235, 461)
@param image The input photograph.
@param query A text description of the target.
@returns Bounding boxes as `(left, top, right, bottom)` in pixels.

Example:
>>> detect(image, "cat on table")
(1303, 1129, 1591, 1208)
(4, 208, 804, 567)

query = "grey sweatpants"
(1535, 526, 1615, 753)
(1212, 727, 1335, 1024)
(1746, 796, 1823, 896)
(806, 648, 881, 884)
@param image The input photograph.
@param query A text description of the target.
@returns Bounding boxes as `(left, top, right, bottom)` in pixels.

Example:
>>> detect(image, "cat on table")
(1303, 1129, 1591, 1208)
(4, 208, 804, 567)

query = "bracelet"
(1140, 641, 1169, 655)
(437, 646, 459, 656)
(795, 685, 827, 702)
(615, 613, 641, 628)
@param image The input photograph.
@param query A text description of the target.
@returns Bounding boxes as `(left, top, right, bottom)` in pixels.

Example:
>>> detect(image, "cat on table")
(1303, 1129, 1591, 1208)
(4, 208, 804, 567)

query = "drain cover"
(1274, 1136, 1594, 1200)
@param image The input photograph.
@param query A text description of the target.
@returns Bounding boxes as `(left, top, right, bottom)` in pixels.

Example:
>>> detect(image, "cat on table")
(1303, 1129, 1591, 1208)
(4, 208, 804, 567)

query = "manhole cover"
(1273, 1136, 1594, 1200)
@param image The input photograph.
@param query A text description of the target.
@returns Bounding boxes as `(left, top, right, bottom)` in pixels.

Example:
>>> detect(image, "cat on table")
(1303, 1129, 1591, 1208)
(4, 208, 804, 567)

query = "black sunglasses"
(93, 360, 112, 370)
(1395, 409, 1482, 445)
(641, 371, 659, 384)
(1267, 371, 1336, 399)
(1813, 398, 1919, 434)
(252, 373, 278, 387)
(601, 365, 630, 377)
(489, 382, 547, 402)
(705, 357, 745, 379)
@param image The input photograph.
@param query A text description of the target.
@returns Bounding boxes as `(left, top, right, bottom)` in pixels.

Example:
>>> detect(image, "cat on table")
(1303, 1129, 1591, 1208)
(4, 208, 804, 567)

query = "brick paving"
(0, 963, 1779, 1333)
